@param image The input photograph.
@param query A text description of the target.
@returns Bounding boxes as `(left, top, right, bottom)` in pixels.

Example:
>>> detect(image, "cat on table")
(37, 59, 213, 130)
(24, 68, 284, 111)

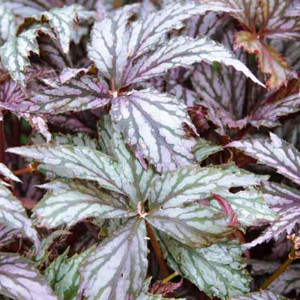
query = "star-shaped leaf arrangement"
(7, 120, 273, 300)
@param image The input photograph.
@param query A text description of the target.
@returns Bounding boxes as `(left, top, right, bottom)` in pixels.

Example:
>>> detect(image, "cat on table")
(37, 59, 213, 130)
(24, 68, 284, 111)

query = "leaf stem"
(113, 0, 123, 9)
(0, 120, 5, 163)
(13, 162, 40, 175)
(146, 222, 169, 278)
(260, 246, 296, 290)
(162, 272, 178, 284)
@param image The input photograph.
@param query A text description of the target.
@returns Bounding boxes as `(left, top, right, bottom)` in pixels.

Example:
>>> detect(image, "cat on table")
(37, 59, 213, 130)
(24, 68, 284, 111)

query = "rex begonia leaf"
(124, 1, 236, 60)
(33, 230, 70, 266)
(45, 246, 95, 300)
(17, 74, 111, 114)
(250, 259, 300, 296)
(63, 0, 97, 10)
(146, 203, 232, 247)
(0, 0, 53, 17)
(0, 252, 58, 300)
(0, 6, 15, 45)
(50, 132, 98, 149)
(193, 139, 223, 163)
(229, 291, 288, 300)
(111, 89, 198, 172)
(7, 145, 126, 194)
(190, 24, 248, 121)
(160, 235, 251, 300)
(250, 93, 300, 129)
(209, 187, 276, 228)
(38, 36, 72, 70)
(0, 24, 55, 86)
(0, 163, 21, 183)
(125, 36, 263, 87)
(88, 4, 140, 85)
(88, 1, 237, 87)
(111, 133, 155, 204)
(97, 115, 115, 156)
(33, 179, 135, 228)
(148, 164, 266, 209)
(42, 5, 85, 54)
(198, 0, 300, 40)
(185, 12, 226, 39)
(0, 182, 39, 250)
(228, 133, 300, 185)
(79, 218, 148, 300)
(246, 181, 300, 247)
(0, 225, 22, 247)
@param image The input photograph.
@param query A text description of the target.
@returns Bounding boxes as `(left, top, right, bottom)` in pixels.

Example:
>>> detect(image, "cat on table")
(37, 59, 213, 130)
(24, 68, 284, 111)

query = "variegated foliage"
(0, 0, 265, 172)
(164, 16, 300, 137)
(0, 163, 60, 300)
(0, 253, 58, 300)
(6, 124, 275, 300)
(0, 0, 299, 299)
(141, 12, 300, 139)
(229, 291, 289, 300)
(228, 133, 300, 247)
(198, 0, 300, 89)
(0, 163, 39, 250)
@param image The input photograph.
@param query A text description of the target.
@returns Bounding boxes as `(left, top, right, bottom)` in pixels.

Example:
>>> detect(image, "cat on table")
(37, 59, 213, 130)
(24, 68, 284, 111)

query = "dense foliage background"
(0, 0, 300, 299)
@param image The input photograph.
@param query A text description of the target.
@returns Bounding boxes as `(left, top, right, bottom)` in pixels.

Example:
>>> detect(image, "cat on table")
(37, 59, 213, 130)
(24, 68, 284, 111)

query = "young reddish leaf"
(149, 280, 182, 297)
(212, 193, 239, 227)
(235, 31, 297, 89)
(146, 202, 233, 248)
(137, 277, 185, 300)
(210, 187, 275, 228)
